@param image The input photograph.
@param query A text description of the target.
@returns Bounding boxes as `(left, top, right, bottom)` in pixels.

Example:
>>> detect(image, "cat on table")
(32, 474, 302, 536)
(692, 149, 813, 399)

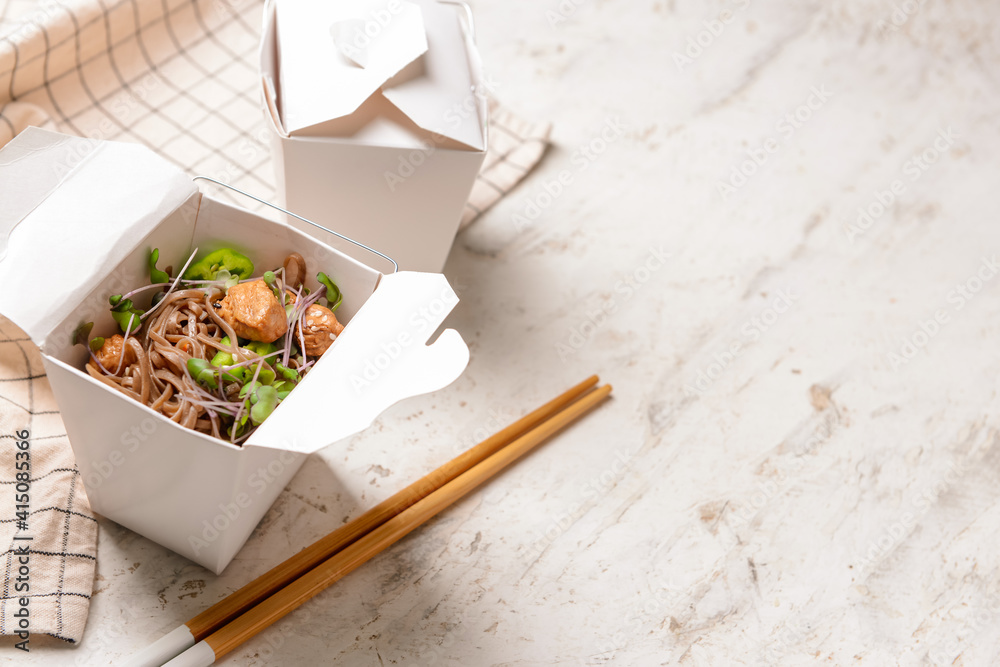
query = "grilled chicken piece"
(89, 334, 137, 375)
(297, 304, 344, 356)
(218, 279, 288, 343)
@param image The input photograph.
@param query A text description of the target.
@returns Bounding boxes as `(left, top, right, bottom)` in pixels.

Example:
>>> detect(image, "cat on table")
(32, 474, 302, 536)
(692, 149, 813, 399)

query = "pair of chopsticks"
(123, 376, 612, 667)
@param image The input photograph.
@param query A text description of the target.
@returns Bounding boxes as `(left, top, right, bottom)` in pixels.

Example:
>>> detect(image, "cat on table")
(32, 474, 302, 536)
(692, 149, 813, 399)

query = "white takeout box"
(260, 0, 489, 273)
(0, 128, 470, 573)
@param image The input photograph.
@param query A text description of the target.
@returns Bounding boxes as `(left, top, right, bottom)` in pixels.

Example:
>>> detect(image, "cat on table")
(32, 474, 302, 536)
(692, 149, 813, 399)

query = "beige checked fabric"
(461, 98, 552, 228)
(0, 317, 97, 644)
(0, 0, 550, 217)
(0, 0, 549, 645)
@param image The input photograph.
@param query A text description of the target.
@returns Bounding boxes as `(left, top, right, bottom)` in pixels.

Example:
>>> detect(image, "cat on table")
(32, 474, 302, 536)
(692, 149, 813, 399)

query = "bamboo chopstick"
(165, 383, 612, 667)
(122, 376, 600, 667)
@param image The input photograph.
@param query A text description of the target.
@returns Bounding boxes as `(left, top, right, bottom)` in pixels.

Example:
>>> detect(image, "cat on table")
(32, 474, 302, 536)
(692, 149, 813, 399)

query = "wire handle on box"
(192, 176, 399, 274)
(440, 1, 476, 41)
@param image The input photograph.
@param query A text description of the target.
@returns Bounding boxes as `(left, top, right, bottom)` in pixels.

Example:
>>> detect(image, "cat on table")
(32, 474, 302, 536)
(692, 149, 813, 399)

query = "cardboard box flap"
(275, 0, 485, 151)
(245, 271, 469, 454)
(0, 127, 198, 347)
(379, 0, 485, 151)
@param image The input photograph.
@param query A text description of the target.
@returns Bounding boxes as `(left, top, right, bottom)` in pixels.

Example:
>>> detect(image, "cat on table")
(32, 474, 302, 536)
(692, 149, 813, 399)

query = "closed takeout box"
(0, 128, 470, 573)
(260, 0, 489, 273)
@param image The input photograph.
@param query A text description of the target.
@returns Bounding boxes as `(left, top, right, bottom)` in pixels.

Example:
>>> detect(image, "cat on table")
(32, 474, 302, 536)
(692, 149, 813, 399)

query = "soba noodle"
(83, 251, 338, 445)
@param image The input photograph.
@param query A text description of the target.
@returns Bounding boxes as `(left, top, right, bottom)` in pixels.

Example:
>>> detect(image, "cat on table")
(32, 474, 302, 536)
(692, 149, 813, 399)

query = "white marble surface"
(14, 0, 1000, 665)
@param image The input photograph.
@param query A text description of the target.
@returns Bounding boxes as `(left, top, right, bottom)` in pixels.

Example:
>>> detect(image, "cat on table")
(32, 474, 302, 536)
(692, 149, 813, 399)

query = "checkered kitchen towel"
(0, 0, 551, 221)
(0, 0, 550, 645)
(0, 317, 97, 645)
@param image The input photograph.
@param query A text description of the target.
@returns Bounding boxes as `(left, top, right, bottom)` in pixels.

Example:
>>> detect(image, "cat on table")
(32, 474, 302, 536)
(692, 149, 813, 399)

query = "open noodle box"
(0, 128, 470, 574)
(260, 0, 489, 273)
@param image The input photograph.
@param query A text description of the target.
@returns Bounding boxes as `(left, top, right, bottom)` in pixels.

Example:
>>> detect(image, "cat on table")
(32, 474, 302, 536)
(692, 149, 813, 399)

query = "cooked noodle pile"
(88, 289, 283, 439)
(80, 248, 343, 445)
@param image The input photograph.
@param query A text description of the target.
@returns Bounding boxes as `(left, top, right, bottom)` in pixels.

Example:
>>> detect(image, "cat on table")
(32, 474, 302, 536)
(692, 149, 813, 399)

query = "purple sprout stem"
(178, 266, 281, 288)
(283, 285, 327, 368)
(295, 288, 327, 366)
(281, 284, 305, 367)
(114, 313, 137, 375)
(184, 396, 240, 416)
(297, 308, 309, 365)
(88, 348, 114, 376)
(141, 247, 199, 322)
(183, 362, 244, 415)
(279, 282, 324, 367)
(221, 350, 281, 372)
(230, 359, 265, 445)
(232, 428, 255, 445)
(120, 282, 173, 301)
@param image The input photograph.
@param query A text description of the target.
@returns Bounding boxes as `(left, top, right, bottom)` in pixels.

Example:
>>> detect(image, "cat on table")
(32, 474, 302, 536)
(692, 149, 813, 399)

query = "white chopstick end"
(119, 625, 196, 667)
(162, 639, 217, 667)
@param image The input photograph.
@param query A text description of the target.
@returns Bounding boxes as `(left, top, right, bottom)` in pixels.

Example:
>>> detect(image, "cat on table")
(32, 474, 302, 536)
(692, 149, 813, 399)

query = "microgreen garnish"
(72, 322, 94, 347)
(149, 248, 170, 285)
(316, 272, 342, 311)
(109, 296, 143, 334)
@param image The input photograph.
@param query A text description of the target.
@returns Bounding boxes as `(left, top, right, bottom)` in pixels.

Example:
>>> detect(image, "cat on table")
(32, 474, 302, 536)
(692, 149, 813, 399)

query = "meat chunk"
(297, 304, 344, 356)
(218, 279, 289, 343)
(88, 334, 137, 375)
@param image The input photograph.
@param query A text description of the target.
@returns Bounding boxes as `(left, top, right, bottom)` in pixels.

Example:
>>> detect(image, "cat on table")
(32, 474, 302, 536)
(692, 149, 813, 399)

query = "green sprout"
(249, 385, 279, 425)
(73, 322, 105, 353)
(109, 296, 143, 334)
(149, 248, 170, 285)
(272, 380, 293, 400)
(275, 363, 300, 383)
(316, 272, 342, 311)
(187, 358, 219, 390)
(72, 322, 93, 347)
(214, 269, 240, 290)
(210, 336, 237, 368)
(245, 341, 277, 356)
